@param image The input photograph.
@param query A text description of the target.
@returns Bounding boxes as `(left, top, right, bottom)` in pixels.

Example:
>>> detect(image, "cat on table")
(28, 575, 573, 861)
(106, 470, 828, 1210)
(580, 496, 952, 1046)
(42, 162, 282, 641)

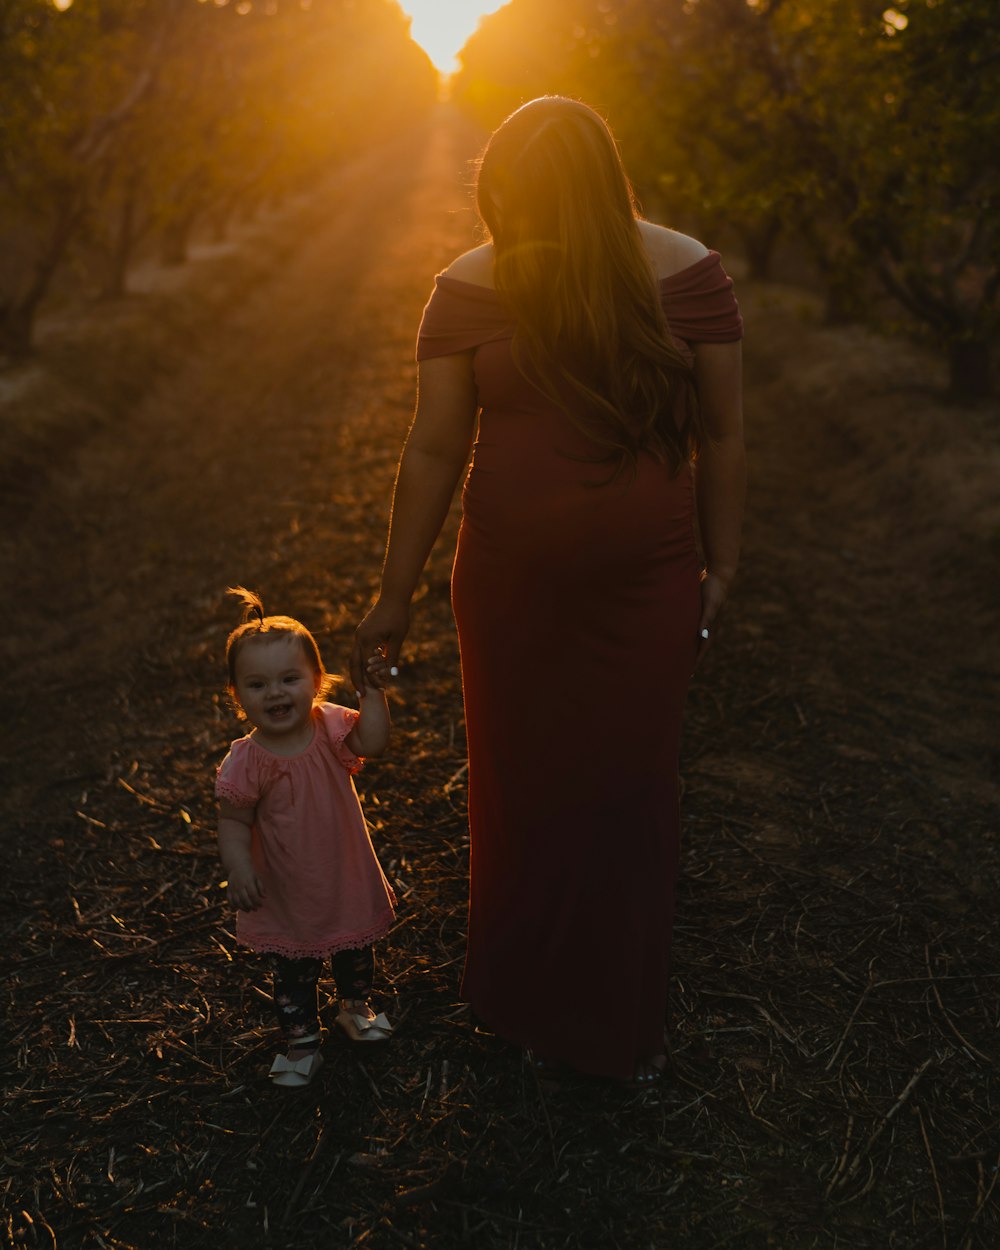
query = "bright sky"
(399, 0, 509, 75)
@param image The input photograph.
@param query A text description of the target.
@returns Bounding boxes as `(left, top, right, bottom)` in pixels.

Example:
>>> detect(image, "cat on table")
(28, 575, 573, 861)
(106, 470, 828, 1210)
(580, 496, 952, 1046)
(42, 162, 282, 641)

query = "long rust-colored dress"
(416, 252, 742, 1077)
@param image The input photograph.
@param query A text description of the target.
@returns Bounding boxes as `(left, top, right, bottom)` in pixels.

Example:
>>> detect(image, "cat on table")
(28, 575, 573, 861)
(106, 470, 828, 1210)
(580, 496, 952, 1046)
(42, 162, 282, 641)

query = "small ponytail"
(227, 585, 266, 627)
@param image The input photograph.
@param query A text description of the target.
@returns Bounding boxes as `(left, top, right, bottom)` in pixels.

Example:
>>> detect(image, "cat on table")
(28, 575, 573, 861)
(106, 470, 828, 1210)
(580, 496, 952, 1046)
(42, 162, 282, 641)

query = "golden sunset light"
(399, 0, 509, 75)
(4, 0, 999, 1242)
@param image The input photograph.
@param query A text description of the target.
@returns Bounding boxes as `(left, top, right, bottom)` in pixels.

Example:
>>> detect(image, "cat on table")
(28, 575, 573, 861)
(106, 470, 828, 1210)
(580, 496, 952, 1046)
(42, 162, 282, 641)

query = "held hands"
(347, 645, 393, 758)
(351, 599, 410, 694)
(695, 570, 732, 668)
(226, 859, 264, 912)
(361, 648, 394, 692)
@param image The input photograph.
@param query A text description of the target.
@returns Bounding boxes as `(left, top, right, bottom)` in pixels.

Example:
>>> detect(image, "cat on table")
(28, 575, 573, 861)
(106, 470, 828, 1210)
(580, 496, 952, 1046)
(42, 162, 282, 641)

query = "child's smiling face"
(233, 635, 320, 746)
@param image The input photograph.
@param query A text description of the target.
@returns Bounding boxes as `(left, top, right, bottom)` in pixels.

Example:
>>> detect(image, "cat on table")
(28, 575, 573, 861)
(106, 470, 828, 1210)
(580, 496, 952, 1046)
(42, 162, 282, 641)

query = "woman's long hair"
(476, 97, 699, 479)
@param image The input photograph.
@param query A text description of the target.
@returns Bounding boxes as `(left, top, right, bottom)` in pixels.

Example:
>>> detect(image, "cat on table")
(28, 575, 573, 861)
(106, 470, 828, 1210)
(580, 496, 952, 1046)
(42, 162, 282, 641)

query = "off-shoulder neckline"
(436, 249, 721, 293)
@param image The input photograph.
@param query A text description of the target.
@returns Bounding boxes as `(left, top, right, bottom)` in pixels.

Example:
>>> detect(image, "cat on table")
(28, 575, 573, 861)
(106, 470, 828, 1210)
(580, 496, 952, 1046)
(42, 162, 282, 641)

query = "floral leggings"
(269, 946, 374, 1041)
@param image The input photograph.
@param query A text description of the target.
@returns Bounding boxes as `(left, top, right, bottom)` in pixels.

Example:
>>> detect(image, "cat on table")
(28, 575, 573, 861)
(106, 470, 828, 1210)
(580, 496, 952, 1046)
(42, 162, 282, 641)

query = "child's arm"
(218, 800, 265, 911)
(345, 652, 392, 758)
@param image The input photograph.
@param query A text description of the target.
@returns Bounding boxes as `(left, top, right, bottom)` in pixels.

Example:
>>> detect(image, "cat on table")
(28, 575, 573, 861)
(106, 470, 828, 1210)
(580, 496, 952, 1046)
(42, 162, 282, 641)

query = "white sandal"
(268, 1033, 323, 1087)
(335, 1002, 393, 1043)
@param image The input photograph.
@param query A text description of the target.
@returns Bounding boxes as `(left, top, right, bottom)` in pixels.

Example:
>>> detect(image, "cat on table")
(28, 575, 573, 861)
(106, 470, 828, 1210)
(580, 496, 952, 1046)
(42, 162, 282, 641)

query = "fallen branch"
(827, 1055, 938, 1195)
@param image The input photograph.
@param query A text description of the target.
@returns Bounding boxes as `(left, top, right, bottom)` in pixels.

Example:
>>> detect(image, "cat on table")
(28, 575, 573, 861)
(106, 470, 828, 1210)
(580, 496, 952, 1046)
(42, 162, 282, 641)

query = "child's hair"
(224, 586, 336, 717)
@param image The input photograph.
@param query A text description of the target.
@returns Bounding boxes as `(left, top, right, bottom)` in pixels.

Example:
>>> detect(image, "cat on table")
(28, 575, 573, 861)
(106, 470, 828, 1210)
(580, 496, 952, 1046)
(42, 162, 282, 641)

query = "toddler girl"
(216, 587, 396, 1088)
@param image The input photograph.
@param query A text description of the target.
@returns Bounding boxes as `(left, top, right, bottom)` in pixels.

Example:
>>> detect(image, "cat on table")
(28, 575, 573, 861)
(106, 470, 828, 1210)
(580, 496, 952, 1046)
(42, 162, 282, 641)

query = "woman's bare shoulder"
(441, 243, 495, 287)
(637, 221, 710, 279)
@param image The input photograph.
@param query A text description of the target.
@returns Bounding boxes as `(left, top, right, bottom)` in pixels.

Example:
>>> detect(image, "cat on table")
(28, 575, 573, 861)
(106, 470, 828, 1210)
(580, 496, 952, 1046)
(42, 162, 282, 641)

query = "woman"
(351, 97, 744, 1082)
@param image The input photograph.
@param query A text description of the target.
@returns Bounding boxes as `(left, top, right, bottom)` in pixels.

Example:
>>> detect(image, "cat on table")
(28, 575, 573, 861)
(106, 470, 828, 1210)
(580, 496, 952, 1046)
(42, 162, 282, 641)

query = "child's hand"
(346, 650, 393, 757)
(226, 861, 265, 912)
(362, 649, 394, 692)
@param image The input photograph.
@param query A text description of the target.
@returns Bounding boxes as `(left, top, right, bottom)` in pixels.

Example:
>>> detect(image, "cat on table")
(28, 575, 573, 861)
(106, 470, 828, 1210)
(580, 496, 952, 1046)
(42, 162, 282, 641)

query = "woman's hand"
(350, 599, 410, 693)
(695, 570, 731, 668)
(692, 339, 744, 672)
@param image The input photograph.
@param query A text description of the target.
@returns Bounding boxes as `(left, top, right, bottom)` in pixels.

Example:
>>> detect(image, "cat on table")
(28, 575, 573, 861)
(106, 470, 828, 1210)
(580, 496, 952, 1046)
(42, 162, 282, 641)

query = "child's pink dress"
(215, 703, 396, 958)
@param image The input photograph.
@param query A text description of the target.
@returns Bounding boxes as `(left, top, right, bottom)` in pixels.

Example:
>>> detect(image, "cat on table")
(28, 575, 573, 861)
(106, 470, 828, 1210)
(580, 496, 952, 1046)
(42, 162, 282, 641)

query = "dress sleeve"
(416, 276, 513, 360)
(661, 252, 743, 344)
(319, 703, 364, 775)
(216, 740, 259, 809)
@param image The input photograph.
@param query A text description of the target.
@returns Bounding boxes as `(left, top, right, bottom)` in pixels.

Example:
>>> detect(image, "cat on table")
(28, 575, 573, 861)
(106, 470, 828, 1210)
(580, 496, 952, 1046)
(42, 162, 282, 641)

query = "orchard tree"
(0, 0, 172, 356)
(451, 0, 641, 130)
(0, 0, 436, 357)
(849, 0, 1000, 397)
(714, 0, 1000, 396)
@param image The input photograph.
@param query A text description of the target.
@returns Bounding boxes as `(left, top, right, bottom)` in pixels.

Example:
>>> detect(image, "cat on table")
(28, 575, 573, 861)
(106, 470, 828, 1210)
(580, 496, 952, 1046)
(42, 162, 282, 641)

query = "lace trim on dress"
(320, 705, 364, 775)
(216, 778, 256, 809)
(244, 912, 396, 960)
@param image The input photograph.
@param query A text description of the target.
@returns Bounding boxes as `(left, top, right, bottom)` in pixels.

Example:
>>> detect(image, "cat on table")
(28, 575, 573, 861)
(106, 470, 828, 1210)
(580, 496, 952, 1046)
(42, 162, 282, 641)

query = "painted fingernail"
(389, 666, 399, 677)
(355, 690, 362, 699)
(700, 628, 710, 640)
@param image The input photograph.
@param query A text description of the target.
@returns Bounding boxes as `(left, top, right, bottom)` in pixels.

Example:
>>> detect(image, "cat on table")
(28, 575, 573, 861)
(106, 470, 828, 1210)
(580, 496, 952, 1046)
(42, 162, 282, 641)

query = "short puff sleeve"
(319, 703, 364, 775)
(216, 739, 260, 809)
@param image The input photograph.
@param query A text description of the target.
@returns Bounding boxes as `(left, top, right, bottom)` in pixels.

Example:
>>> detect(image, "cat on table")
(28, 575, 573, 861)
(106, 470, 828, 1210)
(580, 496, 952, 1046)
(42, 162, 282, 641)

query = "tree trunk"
(948, 339, 993, 401)
(739, 214, 781, 281)
(160, 211, 195, 266)
(103, 180, 139, 299)
(0, 197, 83, 359)
(208, 193, 237, 243)
(0, 300, 38, 361)
(822, 273, 864, 326)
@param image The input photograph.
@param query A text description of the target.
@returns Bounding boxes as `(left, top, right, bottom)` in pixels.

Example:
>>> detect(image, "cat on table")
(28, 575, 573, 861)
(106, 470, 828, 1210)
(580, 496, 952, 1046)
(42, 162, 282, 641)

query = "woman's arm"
(692, 340, 746, 660)
(218, 800, 264, 911)
(350, 352, 478, 690)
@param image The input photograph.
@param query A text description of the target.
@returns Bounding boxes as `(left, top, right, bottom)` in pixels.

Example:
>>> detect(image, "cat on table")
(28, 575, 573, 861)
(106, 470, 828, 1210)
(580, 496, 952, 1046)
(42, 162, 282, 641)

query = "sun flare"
(399, 0, 509, 76)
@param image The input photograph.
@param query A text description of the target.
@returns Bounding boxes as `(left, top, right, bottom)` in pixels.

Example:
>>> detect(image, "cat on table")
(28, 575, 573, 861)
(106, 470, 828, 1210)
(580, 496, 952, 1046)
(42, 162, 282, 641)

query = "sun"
(399, 0, 509, 76)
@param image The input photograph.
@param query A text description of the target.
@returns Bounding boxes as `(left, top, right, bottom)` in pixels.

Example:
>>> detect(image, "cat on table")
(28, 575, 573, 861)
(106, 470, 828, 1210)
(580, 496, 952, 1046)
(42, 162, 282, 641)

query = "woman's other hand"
(695, 570, 730, 667)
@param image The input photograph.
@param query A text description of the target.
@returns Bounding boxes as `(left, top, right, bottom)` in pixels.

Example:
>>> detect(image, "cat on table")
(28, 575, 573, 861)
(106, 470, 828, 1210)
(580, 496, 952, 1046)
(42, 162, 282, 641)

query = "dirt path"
(2, 106, 997, 1250)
